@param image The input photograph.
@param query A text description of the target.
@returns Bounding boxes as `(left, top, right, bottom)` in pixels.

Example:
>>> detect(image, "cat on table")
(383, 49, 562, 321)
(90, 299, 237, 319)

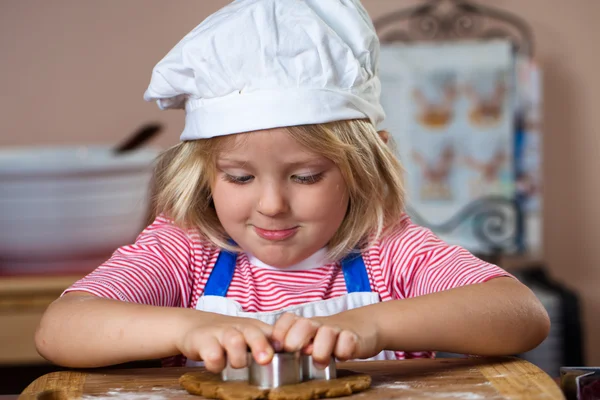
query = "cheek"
(211, 182, 246, 223)
(323, 187, 350, 222)
(295, 182, 349, 223)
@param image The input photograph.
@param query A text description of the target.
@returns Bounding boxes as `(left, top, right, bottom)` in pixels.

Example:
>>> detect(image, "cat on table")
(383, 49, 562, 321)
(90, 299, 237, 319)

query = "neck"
(247, 247, 328, 271)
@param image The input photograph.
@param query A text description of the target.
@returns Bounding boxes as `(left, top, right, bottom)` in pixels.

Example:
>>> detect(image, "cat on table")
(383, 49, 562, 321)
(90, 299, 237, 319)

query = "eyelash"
(221, 173, 324, 185)
(293, 173, 324, 184)
(222, 174, 253, 184)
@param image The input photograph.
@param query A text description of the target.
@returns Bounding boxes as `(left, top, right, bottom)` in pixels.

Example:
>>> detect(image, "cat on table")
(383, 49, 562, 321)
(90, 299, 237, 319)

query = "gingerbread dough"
(179, 369, 371, 400)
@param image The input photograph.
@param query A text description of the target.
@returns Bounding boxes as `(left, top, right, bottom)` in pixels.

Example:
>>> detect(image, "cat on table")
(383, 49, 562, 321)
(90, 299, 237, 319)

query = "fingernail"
(315, 362, 328, 370)
(272, 340, 283, 352)
(258, 351, 271, 363)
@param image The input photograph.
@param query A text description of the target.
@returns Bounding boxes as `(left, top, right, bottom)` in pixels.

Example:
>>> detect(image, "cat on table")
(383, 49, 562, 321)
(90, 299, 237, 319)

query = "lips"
(253, 226, 298, 241)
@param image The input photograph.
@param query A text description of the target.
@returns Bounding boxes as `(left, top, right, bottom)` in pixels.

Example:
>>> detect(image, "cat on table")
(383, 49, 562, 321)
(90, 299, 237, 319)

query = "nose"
(256, 182, 289, 217)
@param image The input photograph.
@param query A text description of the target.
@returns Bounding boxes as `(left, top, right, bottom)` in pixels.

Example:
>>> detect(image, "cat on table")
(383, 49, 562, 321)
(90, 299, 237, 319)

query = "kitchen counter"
(0, 274, 81, 365)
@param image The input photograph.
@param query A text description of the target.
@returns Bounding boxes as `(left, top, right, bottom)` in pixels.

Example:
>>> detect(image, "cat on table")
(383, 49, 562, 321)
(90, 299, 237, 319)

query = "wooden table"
(20, 357, 564, 399)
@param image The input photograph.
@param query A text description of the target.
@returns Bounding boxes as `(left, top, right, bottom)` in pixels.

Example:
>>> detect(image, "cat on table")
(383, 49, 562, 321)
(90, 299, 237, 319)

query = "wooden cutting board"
(19, 357, 564, 400)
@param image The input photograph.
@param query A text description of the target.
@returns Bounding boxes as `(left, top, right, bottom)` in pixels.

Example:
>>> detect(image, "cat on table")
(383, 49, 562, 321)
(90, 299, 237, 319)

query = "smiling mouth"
(253, 226, 298, 241)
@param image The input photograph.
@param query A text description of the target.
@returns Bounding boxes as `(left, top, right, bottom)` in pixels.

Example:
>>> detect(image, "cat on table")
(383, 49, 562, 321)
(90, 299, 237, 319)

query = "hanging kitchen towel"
(379, 40, 516, 255)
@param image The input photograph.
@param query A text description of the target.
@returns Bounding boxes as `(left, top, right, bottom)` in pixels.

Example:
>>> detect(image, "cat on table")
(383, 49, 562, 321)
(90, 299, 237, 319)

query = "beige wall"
(2, 1, 599, 364)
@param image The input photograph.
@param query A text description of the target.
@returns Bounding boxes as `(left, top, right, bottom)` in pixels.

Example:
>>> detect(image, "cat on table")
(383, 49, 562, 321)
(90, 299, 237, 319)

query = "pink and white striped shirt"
(64, 214, 510, 364)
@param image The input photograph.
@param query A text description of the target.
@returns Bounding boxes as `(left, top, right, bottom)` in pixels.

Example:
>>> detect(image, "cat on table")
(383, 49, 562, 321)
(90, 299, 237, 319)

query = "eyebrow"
(217, 158, 249, 166)
(217, 157, 329, 168)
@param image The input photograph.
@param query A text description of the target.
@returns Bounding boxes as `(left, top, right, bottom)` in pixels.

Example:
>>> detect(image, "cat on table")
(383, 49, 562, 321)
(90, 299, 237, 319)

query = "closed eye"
(222, 174, 253, 184)
(292, 173, 324, 184)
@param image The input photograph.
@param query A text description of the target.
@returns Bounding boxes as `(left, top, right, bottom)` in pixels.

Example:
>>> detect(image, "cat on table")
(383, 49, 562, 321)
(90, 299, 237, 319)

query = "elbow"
(484, 307, 550, 357)
(490, 278, 552, 356)
(525, 304, 551, 352)
(510, 294, 551, 355)
(34, 300, 76, 367)
(512, 279, 552, 354)
(35, 311, 56, 364)
(35, 292, 102, 368)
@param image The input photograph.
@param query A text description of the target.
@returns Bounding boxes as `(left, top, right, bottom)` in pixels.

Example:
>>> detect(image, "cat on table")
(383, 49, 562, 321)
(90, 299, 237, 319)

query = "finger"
(241, 325, 274, 365)
(271, 312, 299, 351)
(221, 328, 248, 369)
(198, 334, 226, 373)
(302, 342, 314, 355)
(334, 330, 358, 361)
(236, 317, 274, 337)
(311, 325, 340, 367)
(283, 317, 320, 353)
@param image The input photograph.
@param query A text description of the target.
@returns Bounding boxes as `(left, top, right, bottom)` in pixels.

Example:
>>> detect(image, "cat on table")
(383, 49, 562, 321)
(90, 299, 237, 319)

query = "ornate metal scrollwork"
(373, 0, 534, 56)
(406, 196, 522, 255)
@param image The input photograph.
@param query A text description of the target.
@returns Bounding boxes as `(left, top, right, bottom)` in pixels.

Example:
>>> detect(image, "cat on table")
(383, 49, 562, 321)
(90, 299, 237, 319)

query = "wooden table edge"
(478, 357, 565, 399)
(19, 370, 87, 399)
(19, 357, 565, 399)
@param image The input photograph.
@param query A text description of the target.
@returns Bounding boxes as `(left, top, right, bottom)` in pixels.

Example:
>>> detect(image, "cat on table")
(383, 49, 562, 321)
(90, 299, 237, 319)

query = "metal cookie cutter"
(249, 352, 303, 388)
(220, 353, 250, 382)
(221, 353, 337, 389)
(302, 355, 337, 380)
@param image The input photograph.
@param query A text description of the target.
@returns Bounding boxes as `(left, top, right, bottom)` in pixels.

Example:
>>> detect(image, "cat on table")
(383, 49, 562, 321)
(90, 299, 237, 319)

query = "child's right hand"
(177, 314, 275, 373)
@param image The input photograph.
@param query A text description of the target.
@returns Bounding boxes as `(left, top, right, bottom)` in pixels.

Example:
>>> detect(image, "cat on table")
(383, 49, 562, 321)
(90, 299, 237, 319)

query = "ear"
(378, 130, 390, 144)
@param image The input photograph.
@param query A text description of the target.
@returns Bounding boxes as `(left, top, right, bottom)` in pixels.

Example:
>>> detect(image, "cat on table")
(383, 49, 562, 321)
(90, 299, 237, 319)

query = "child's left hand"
(271, 312, 382, 367)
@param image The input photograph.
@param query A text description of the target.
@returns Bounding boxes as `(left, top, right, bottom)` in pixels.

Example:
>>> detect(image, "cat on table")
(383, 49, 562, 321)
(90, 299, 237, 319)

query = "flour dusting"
(428, 393, 486, 399)
(380, 383, 412, 389)
(81, 393, 165, 400)
(80, 388, 186, 400)
(374, 381, 491, 399)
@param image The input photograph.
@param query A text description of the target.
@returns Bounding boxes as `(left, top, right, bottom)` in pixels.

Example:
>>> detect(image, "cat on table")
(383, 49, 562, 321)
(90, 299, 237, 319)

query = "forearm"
(35, 292, 213, 368)
(356, 277, 550, 356)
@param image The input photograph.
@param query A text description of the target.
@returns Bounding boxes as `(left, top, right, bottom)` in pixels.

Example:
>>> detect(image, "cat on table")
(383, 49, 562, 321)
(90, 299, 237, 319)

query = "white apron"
(186, 249, 396, 366)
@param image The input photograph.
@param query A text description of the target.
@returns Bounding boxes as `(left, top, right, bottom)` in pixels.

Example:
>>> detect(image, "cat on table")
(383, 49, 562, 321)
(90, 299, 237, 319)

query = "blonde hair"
(151, 119, 405, 261)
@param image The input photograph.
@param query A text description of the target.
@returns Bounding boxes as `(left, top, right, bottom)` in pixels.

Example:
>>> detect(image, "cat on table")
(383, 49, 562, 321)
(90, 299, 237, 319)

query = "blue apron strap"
(340, 252, 372, 293)
(203, 248, 238, 297)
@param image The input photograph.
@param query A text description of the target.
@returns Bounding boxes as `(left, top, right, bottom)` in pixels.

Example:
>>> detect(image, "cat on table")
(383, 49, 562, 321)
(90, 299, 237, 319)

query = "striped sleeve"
(381, 219, 512, 299)
(62, 216, 198, 308)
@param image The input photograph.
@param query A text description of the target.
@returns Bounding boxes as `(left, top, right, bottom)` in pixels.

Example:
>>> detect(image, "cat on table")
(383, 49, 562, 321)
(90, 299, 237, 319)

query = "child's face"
(211, 128, 349, 268)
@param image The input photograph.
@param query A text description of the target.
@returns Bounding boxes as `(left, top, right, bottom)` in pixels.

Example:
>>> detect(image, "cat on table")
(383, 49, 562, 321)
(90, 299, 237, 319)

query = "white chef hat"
(143, 0, 385, 140)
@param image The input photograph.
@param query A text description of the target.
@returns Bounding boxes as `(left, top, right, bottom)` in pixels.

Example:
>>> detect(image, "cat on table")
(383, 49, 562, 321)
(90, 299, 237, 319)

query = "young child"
(35, 0, 550, 373)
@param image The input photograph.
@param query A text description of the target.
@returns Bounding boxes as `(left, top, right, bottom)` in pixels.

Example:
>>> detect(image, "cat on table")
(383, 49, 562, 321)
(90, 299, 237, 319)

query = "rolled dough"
(179, 369, 371, 400)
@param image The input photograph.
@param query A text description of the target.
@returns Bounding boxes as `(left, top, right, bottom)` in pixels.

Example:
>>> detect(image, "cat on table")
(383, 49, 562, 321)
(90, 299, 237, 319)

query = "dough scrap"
(179, 370, 371, 400)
